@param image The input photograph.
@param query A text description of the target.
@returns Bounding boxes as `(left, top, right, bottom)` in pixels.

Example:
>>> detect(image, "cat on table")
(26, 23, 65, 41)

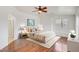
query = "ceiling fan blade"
(42, 9, 47, 12)
(43, 7, 47, 9)
(42, 9, 47, 11)
(43, 11, 47, 13)
(34, 7, 38, 9)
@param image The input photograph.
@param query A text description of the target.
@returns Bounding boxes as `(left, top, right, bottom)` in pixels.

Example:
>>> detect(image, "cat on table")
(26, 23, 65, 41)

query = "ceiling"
(15, 6, 78, 15)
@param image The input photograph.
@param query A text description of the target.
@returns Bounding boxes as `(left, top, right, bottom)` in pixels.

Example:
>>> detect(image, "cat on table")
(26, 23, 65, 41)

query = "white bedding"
(35, 31, 56, 43)
(26, 31, 60, 48)
(27, 36, 60, 48)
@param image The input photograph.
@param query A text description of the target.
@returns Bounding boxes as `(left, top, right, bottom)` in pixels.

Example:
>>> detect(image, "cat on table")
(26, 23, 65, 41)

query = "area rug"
(26, 36, 60, 48)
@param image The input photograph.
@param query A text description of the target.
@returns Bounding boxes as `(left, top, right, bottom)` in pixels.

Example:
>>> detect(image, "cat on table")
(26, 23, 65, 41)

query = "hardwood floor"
(48, 37, 67, 52)
(0, 37, 67, 52)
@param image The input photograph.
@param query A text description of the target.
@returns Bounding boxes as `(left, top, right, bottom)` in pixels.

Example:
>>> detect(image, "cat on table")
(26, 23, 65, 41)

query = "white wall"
(51, 15, 75, 36)
(0, 7, 20, 49)
(38, 14, 52, 31)
(38, 14, 75, 36)
(0, 7, 19, 49)
(0, 7, 11, 49)
(75, 15, 79, 40)
(0, 14, 8, 49)
(75, 7, 79, 40)
(13, 10, 40, 39)
(0, 6, 40, 49)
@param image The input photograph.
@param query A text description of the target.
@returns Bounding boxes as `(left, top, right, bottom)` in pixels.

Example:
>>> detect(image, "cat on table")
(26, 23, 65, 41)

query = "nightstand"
(18, 33, 28, 39)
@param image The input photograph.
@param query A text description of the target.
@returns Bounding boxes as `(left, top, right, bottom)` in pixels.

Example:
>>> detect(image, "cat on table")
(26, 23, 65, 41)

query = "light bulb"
(38, 11, 42, 14)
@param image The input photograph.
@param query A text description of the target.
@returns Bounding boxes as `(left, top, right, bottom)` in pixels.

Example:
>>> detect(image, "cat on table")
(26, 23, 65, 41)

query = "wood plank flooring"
(0, 37, 67, 52)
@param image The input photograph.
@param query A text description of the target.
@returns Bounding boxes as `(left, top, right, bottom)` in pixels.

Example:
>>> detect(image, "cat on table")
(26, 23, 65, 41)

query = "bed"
(27, 31, 60, 48)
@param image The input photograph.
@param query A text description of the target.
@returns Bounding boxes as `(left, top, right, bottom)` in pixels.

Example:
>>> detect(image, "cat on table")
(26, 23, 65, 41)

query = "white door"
(8, 15, 15, 44)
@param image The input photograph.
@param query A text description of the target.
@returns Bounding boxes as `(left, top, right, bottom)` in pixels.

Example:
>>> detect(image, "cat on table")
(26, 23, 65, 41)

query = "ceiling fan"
(33, 6, 47, 14)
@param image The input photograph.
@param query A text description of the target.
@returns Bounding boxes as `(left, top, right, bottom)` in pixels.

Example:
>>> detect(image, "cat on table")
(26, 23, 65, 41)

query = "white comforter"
(35, 31, 56, 43)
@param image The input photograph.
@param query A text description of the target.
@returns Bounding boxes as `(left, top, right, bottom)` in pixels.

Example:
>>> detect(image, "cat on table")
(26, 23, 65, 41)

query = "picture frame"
(27, 19, 35, 26)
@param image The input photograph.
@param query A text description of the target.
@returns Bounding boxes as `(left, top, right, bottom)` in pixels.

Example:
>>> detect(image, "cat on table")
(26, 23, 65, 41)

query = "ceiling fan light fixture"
(38, 10, 42, 14)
